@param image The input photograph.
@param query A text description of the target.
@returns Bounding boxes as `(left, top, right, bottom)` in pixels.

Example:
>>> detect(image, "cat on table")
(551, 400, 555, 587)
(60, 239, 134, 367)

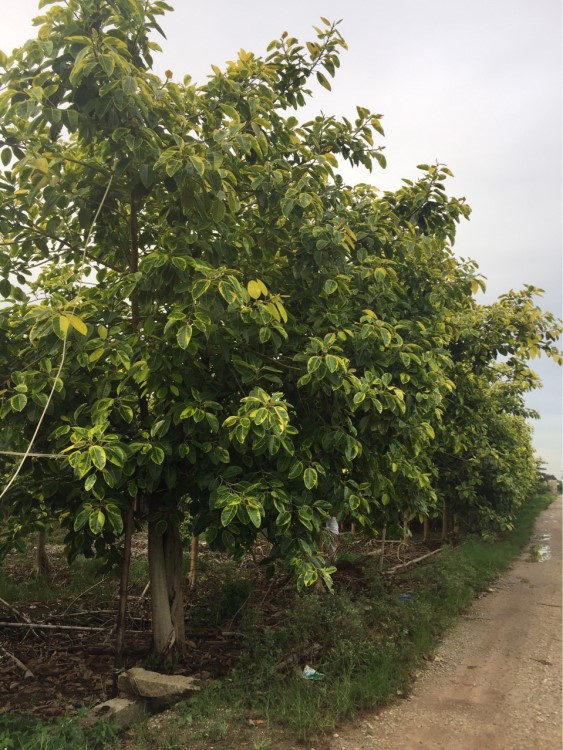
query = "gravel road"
(328, 496, 562, 750)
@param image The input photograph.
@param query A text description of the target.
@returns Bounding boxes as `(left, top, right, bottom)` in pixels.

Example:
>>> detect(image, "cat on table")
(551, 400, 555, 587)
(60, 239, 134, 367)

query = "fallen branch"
(0, 597, 41, 638)
(383, 546, 444, 574)
(0, 597, 29, 622)
(139, 582, 150, 601)
(0, 621, 150, 633)
(0, 645, 34, 679)
(0, 621, 106, 632)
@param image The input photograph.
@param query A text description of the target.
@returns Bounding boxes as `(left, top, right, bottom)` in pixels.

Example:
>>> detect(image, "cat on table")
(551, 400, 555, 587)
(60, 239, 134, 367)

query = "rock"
(118, 667, 200, 705)
(86, 698, 147, 729)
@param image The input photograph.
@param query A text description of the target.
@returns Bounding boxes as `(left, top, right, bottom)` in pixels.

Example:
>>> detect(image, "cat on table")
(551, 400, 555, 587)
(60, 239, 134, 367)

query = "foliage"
(0, 712, 118, 750)
(120, 491, 553, 747)
(0, 0, 560, 656)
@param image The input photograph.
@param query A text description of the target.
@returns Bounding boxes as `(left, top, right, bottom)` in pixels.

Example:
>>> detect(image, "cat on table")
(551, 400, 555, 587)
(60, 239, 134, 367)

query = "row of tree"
(0, 0, 560, 660)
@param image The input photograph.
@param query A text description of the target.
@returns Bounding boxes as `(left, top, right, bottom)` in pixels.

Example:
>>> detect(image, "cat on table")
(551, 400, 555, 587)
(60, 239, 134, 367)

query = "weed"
(1, 493, 552, 749)
(0, 713, 118, 750)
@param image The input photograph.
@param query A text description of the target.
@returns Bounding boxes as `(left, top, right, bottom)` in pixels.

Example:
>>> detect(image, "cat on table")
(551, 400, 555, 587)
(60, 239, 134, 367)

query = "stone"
(118, 667, 200, 703)
(86, 697, 147, 729)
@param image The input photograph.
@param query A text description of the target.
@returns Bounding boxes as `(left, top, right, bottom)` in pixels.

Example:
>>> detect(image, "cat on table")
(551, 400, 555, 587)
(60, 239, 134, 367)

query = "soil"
(326, 496, 563, 750)
(1, 501, 561, 749)
(0, 529, 427, 721)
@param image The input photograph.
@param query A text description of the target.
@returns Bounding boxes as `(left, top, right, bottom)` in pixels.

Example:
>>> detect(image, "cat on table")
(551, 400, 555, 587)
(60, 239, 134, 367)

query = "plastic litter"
(399, 593, 413, 603)
(302, 664, 325, 680)
(326, 517, 339, 535)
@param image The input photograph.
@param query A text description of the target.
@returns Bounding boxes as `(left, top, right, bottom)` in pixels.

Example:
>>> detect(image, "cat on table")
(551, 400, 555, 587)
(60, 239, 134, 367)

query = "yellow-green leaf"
(66, 313, 87, 335)
(316, 72, 331, 91)
(247, 280, 262, 299)
(265, 301, 281, 322)
(53, 314, 70, 339)
(306, 41, 321, 58)
(275, 300, 288, 323)
(177, 323, 193, 350)
(89, 445, 106, 471)
(303, 467, 318, 490)
(33, 157, 49, 174)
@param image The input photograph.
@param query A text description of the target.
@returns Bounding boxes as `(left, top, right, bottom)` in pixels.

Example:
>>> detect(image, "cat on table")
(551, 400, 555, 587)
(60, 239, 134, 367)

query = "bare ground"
(328, 496, 562, 750)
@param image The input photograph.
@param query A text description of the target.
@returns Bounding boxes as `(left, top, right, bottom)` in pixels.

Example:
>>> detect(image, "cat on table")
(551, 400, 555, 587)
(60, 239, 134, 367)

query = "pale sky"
(1, 0, 561, 477)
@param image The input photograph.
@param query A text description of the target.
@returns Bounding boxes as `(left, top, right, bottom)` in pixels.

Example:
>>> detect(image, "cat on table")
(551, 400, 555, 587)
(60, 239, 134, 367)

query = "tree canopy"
(0, 0, 560, 658)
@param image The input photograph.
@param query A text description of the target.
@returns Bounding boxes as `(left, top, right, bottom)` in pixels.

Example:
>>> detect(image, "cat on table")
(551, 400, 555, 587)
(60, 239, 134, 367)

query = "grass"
(0, 713, 119, 750)
(0, 491, 554, 748)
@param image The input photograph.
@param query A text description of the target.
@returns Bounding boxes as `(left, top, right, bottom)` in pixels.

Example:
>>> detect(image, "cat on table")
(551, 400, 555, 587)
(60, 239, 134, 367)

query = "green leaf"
(105, 504, 124, 535)
(89, 445, 107, 470)
(88, 510, 105, 534)
(316, 71, 331, 90)
(218, 280, 238, 304)
(323, 279, 338, 295)
(297, 506, 313, 530)
(288, 460, 303, 480)
(84, 474, 96, 492)
(105, 445, 128, 467)
(247, 506, 262, 528)
(139, 164, 154, 188)
(73, 505, 92, 531)
(150, 445, 165, 465)
(221, 504, 238, 527)
(252, 407, 269, 426)
(303, 467, 318, 490)
(176, 323, 193, 350)
(9, 393, 27, 412)
(276, 510, 291, 528)
(325, 354, 338, 373)
(211, 199, 225, 223)
(123, 76, 136, 95)
(99, 54, 115, 76)
(192, 278, 211, 299)
(307, 356, 322, 374)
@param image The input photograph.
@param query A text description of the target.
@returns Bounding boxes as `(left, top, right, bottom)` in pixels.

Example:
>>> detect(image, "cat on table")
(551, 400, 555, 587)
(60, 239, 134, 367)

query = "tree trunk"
(402, 514, 410, 543)
(114, 498, 135, 679)
(188, 534, 198, 589)
(442, 500, 454, 539)
(453, 513, 460, 537)
(379, 523, 387, 572)
(423, 515, 430, 543)
(33, 530, 50, 577)
(148, 518, 186, 662)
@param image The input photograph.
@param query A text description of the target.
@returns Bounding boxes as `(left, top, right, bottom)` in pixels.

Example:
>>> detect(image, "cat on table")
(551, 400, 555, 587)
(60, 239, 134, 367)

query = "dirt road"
(330, 497, 562, 750)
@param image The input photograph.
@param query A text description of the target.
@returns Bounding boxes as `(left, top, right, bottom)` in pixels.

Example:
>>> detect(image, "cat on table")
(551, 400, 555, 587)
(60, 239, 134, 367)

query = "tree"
(0, 0, 560, 663)
(0, 0, 392, 660)
(433, 288, 561, 532)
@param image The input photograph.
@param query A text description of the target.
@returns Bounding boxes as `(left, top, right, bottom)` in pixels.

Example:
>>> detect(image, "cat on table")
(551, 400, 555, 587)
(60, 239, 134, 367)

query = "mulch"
(0, 532, 439, 719)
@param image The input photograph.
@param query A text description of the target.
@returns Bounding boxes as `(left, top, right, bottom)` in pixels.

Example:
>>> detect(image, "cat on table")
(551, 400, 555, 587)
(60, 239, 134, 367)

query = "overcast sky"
(1, 0, 561, 477)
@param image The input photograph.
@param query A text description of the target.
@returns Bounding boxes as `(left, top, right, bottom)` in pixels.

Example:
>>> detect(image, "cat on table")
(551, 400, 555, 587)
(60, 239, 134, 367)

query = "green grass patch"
(0, 713, 119, 750)
(158, 492, 553, 745)
(2, 492, 553, 749)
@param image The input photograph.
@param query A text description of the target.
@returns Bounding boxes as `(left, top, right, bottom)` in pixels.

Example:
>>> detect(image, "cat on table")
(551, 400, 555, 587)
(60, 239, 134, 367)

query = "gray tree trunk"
(33, 530, 50, 576)
(148, 519, 185, 662)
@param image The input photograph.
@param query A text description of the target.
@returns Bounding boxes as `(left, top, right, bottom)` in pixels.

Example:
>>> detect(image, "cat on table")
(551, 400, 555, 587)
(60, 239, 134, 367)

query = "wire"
(0, 173, 114, 502)
(0, 450, 66, 459)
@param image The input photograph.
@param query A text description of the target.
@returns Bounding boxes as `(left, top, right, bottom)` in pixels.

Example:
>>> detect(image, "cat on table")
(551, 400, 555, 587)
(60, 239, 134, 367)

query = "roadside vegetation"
(0, 490, 554, 749)
(0, 1, 560, 747)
